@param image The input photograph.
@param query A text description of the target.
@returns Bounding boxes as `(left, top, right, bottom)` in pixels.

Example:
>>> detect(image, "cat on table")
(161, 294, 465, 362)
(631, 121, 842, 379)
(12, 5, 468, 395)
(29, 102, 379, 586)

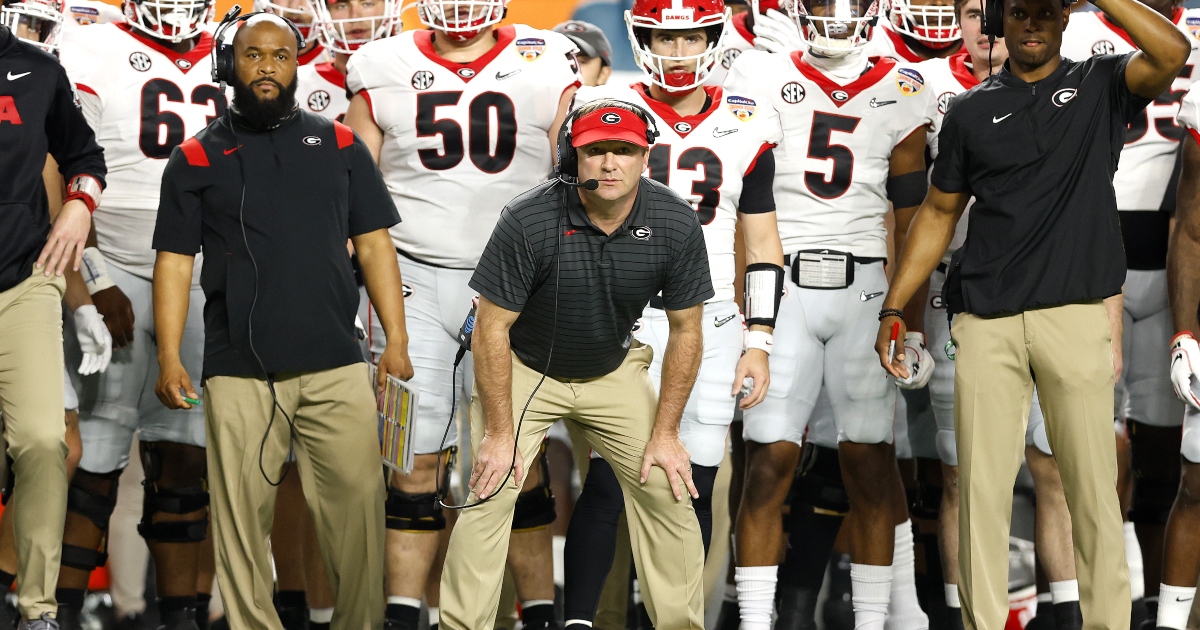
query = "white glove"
(897, 332, 935, 390)
(753, 9, 806, 54)
(74, 304, 112, 375)
(1170, 333, 1200, 410)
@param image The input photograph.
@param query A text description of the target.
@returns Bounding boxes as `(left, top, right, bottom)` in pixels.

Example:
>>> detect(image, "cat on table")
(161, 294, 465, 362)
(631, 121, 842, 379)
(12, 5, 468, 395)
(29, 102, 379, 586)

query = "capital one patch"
(726, 95, 757, 121)
(896, 67, 925, 96)
(516, 38, 546, 61)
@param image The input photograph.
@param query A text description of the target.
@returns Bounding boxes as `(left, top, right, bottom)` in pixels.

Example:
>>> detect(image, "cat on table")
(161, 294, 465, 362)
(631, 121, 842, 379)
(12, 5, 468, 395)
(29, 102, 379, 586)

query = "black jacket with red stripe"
(153, 108, 399, 380)
(0, 25, 105, 293)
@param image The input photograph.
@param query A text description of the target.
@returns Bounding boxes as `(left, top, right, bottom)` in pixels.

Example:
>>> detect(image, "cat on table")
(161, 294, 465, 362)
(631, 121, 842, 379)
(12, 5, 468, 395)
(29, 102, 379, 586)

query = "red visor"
(571, 107, 651, 148)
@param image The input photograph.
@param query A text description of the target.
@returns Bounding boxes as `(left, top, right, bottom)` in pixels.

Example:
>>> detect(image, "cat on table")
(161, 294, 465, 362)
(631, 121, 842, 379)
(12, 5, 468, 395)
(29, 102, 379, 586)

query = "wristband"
(80, 247, 115, 295)
(878, 307, 904, 321)
(66, 174, 102, 214)
(745, 330, 774, 356)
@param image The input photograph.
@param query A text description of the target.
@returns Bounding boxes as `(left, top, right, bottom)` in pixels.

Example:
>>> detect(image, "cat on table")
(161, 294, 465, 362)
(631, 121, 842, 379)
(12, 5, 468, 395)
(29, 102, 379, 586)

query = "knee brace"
(794, 443, 849, 516)
(138, 446, 209, 543)
(512, 447, 556, 531)
(62, 468, 123, 571)
(385, 489, 445, 531)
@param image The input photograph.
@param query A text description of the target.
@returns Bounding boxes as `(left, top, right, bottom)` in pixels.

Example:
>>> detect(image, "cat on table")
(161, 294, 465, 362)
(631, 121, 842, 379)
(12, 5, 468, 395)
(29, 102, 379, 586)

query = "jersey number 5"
(805, 112, 860, 199)
(140, 79, 226, 159)
(417, 91, 518, 173)
(647, 144, 723, 225)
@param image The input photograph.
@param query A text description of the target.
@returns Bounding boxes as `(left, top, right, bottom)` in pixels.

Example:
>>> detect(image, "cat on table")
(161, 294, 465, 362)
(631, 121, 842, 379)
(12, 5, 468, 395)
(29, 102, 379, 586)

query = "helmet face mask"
(413, 0, 506, 41)
(787, 0, 879, 56)
(887, 0, 959, 47)
(256, 0, 319, 44)
(124, 0, 213, 43)
(1, 0, 65, 51)
(310, 0, 393, 53)
(626, 0, 729, 93)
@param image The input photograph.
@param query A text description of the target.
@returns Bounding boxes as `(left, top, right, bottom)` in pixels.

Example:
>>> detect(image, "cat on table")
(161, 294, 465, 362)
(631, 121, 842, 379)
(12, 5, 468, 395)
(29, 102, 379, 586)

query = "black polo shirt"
(933, 54, 1150, 316)
(153, 109, 399, 380)
(470, 178, 714, 379)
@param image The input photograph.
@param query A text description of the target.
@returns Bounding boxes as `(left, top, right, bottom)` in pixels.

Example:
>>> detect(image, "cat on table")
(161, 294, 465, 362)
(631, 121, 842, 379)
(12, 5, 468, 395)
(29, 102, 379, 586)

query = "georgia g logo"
(630, 226, 652, 241)
(1052, 88, 1077, 107)
(601, 112, 622, 124)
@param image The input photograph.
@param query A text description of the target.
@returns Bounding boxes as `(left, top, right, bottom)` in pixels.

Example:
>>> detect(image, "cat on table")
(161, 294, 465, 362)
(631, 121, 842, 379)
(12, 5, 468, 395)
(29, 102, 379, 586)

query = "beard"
(231, 75, 299, 130)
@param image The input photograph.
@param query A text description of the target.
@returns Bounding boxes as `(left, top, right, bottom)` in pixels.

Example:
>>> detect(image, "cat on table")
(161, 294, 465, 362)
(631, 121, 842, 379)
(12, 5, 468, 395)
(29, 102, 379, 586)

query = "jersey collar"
(881, 25, 926, 63)
(415, 26, 516, 83)
(792, 52, 896, 106)
(117, 23, 213, 74)
(315, 61, 345, 89)
(732, 11, 755, 46)
(298, 43, 326, 66)
(948, 49, 980, 90)
(633, 82, 723, 138)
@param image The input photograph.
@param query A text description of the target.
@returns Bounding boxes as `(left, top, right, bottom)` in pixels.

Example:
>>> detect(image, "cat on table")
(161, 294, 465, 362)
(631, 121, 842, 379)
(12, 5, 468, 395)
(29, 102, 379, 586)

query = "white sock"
(885, 521, 928, 629)
(735, 565, 777, 630)
(553, 535, 566, 588)
(944, 584, 960, 608)
(387, 596, 422, 608)
(1049, 579, 1079, 604)
(1157, 584, 1197, 629)
(309, 608, 334, 624)
(851, 563, 893, 630)
(427, 607, 439, 626)
(1124, 521, 1146, 601)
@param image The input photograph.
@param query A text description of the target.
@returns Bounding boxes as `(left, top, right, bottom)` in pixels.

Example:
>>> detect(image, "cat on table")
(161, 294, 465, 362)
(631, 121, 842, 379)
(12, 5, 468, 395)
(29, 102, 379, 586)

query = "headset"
(433, 98, 660, 510)
(211, 4, 305, 87)
(980, 0, 1072, 39)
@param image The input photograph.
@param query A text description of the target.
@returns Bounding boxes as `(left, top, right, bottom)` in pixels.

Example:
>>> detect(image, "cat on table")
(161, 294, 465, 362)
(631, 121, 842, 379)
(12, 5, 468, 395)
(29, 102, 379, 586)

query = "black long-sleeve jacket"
(0, 25, 106, 293)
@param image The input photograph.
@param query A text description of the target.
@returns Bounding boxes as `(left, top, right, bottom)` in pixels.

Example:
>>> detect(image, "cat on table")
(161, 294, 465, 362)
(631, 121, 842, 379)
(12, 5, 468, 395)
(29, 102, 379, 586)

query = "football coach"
(874, 0, 1189, 625)
(440, 99, 713, 630)
(150, 14, 412, 630)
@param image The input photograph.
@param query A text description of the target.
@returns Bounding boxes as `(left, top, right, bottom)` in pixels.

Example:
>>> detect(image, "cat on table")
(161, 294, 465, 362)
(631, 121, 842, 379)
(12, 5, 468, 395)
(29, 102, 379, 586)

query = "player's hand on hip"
(876, 316, 910, 379)
(641, 431, 699, 501)
(377, 342, 415, 392)
(74, 305, 112, 375)
(896, 332, 935, 390)
(733, 348, 771, 409)
(37, 199, 91, 277)
(470, 430, 523, 500)
(91, 286, 135, 349)
(1170, 333, 1200, 410)
(155, 360, 197, 410)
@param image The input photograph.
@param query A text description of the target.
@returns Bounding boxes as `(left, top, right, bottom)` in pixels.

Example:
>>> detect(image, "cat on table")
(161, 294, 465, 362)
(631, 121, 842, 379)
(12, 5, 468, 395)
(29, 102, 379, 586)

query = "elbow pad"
(886, 171, 928, 208)
(744, 263, 784, 328)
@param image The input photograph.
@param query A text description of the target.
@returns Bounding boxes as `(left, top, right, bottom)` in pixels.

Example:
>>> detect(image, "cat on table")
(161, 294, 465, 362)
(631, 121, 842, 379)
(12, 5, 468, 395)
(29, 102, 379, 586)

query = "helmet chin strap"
(804, 46, 869, 82)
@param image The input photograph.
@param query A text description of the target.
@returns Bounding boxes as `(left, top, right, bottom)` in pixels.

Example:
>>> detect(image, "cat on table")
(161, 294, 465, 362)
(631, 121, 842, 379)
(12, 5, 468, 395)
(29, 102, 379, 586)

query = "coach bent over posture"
(875, 0, 1189, 626)
(150, 16, 411, 630)
(440, 100, 713, 630)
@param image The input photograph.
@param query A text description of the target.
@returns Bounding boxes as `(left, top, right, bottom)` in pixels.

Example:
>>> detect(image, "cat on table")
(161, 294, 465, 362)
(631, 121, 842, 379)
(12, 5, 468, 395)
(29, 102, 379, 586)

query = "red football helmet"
(1, 0, 65, 51)
(626, 0, 730, 93)
(886, 0, 959, 48)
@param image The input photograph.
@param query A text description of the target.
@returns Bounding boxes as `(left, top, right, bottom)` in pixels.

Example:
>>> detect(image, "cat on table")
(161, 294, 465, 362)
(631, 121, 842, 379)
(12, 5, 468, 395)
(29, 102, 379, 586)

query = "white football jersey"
(298, 61, 349, 121)
(725, 50, 934, 257)
(708, 11, 756, 87)
(346, 25, 581, 269)
(59, 23, 225, 280)
(865, 23, 929, 63)
(574, 82, 783, 303)
(1061, 8, 1200, 211)
(919, 50, 978, 263)
(298, 44, 329, 66)
(63, 0, 123, 26)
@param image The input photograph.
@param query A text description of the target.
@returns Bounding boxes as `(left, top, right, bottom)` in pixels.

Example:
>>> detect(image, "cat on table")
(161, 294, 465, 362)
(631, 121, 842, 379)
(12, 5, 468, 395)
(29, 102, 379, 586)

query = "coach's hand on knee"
(876, 315, 910, 380)
(155, 360, 197, 410)
(641, 431, 699, 501)
(470, 430, 523, 499)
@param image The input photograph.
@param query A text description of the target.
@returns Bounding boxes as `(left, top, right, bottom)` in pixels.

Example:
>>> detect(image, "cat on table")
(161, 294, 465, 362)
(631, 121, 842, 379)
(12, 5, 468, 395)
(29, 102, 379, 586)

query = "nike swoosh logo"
(1178, 596, 1196, 602)
(860, 290, 884, 302)
(495, 69, 521, 80)
(224, 147, 238, 155)
(714, 314, 737, 327)
(869, 98, 895, 108)
(712, 128, 739, 138)
(992, 113, 1013, 123)
(7, 71, 30, 80)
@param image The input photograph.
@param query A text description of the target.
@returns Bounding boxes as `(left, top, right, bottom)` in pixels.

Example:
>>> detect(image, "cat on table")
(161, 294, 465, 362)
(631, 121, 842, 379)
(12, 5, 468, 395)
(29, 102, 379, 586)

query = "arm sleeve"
(468, 208, 539, 312)
(151, 148, 203, 255)
(738, 146, 776, 215)
(45, 65, 105, 187)
(1113, 53, 1154, 124)
(929, 105, 970, 194)
(661, 210, 715, 310)
(346, 133, 400, 236)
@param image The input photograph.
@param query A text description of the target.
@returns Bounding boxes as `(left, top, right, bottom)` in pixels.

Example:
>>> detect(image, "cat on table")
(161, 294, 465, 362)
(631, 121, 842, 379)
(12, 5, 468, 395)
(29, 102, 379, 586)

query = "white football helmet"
(309, 0, 393, 53)
(414, 0, 506, 41)
(124, 0, 213, 43)
(886, 0, 958, 48)
(1, 0, 65, 51)
(625, 0, 730, 93)
(787, 0, 879, 56)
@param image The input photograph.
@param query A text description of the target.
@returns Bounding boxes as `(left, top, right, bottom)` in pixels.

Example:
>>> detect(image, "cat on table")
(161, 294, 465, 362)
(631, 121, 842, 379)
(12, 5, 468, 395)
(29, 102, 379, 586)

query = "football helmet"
(887, 0, 958, 47)
(255, 0, 319, 44)
(124, 0, 213, 43)
(626, 0, 730, 93)
(1, 0, 65, 51)
(413, 0, 506, 41)
(787, 0, 879, 56)
(310, 0, 393, 53)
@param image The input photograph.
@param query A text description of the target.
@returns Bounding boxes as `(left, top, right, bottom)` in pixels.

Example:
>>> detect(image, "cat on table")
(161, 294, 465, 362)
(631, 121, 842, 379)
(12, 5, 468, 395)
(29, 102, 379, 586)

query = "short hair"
(953, 0, 974, 20)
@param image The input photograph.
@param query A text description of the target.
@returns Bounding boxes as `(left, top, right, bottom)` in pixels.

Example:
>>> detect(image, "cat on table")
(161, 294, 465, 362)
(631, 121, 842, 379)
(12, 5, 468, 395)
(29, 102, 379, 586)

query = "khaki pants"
(441, 343, 705, 630)
(204, 363, 385, 630)
(0, 269, 68, 619)
(953, 302, 1130, 629)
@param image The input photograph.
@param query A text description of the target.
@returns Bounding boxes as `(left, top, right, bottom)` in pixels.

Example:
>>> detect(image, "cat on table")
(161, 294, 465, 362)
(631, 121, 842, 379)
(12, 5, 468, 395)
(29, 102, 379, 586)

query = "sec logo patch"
(307, 90, 330, 112)
(781, 82, 806, 104)
(412, 71, 435, 90)
(937, 91, 955, 115)
(129, 52, 152, 72)
(1091, 40, 1115, 55)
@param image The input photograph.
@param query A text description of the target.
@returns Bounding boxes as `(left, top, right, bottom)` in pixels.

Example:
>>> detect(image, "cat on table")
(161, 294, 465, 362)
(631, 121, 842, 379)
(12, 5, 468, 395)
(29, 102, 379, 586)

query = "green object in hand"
(182, 396, 201, 405)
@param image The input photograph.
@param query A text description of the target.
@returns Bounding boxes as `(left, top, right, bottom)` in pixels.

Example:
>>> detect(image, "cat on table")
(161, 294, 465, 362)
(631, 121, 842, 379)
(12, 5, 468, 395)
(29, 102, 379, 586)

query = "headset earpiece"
(981, 0, 1003, 38)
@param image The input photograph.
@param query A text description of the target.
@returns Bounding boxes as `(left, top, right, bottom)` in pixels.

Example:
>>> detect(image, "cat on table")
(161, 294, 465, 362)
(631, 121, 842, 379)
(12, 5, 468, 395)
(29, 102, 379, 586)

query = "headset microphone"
(562, 179, 600, 190)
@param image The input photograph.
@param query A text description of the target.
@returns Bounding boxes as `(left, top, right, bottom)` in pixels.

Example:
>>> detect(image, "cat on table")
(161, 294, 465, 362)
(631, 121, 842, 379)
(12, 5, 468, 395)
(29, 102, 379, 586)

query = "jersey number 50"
(417, 91, 518, 173)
